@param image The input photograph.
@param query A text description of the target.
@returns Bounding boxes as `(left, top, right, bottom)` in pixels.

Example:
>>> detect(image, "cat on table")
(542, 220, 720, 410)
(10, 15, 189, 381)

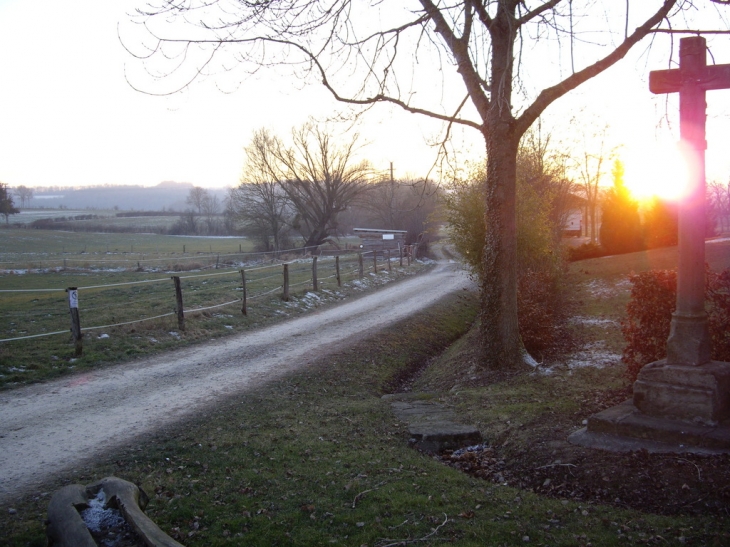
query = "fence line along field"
(0, 229, 425, 390)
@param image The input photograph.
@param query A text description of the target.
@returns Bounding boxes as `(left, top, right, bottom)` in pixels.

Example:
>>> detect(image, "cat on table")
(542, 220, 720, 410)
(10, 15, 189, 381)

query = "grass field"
(1, 228, 257, 270)
(0, 234, 425, 389)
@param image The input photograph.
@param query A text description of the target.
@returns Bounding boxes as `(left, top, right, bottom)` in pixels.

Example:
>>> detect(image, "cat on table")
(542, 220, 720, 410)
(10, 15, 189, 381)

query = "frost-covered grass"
(0, 228, 261, 272)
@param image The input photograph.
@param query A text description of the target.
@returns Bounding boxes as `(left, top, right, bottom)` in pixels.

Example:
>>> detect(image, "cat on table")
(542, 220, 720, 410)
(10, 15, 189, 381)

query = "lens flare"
(623, 142, 692, 202)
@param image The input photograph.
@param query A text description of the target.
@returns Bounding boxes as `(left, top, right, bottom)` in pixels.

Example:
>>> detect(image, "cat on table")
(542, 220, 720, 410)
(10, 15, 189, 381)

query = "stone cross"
(568, 40, 730, 443)
(649, 36, 730, 366)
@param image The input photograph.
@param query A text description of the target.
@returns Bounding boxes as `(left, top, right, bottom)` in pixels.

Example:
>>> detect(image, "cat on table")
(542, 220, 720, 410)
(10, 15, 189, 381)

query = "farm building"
(353, 228, 407, 251)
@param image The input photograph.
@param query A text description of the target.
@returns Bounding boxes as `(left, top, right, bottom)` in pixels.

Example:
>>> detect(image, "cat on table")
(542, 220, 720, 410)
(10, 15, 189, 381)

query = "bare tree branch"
(652, 28, 730, 34)
(517, 0, 564, 26)
(515, 0, 676, 137)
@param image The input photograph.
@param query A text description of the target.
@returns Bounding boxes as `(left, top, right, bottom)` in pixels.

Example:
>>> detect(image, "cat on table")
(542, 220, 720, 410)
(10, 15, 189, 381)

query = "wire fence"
(0, 247, 418, 349)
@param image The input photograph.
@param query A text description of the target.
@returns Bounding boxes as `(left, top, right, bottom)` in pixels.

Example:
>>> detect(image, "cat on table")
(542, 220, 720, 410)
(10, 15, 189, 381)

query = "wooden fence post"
(399, 244, 403, 267)
(407, 245, 412, 266)
(312, 256, 318, 291)
(373, 250, 378, 274)
(171, 276, 185, 331)
(283, 263, 290, 301)
(335, 256, 341, 287)
(216, 254, 220, 269)
(66, 287, 82, 356)
(387, 249, 391, 272)
(240, 269, 247, 316)
(358, 253, 364, 279)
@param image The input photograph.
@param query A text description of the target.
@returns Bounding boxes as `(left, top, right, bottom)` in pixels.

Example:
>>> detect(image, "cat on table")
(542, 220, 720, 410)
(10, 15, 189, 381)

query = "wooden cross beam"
(649, 36, 730, 365)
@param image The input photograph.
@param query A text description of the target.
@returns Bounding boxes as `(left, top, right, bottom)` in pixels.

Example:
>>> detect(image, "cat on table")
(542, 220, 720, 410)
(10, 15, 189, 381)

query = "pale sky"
(1, 0, 729, 192)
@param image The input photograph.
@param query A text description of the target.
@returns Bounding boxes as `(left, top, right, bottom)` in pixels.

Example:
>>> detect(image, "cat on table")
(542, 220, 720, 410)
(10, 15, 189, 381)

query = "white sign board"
(68, 289, 79, 309)
(382, 234, 394, 240)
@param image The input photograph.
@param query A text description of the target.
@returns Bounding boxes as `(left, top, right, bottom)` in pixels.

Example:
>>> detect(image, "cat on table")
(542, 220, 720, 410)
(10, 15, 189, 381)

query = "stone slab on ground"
(383, 393, 482, 453)
(569, 399, 730, 454)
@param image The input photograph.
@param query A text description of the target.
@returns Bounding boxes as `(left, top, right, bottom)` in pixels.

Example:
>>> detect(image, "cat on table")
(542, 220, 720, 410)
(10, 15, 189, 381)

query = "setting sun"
(623, 142, 692, 203)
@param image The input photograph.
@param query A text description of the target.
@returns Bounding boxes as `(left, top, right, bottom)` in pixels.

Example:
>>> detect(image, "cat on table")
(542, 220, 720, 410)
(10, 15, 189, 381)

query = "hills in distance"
(26, 181, 230, 212)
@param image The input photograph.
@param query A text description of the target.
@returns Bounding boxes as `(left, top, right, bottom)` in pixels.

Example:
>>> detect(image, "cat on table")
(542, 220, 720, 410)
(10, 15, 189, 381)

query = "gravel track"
(0, 262, 473, 504)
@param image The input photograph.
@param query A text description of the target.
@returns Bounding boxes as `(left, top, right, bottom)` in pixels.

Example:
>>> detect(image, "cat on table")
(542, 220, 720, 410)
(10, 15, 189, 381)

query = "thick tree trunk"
(480, 125, 523, 369)
(304, 224, 329, 248)
(476, 4, 527, 370)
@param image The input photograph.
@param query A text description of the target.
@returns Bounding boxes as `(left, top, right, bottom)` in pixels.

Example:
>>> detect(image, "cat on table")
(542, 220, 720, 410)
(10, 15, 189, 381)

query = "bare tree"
(230, 182, 292, 250)
(13, 185, 34, 209)
(198, 192, 220, 234)
(575, 126, 613, 244)
(0, 183, 20, 224)
(361, 177, 441, 245)
(244, 123, 371, 248)
(517, 127, 576, 245)
(186, 186, 209, 216)
(708, 180, 730, 234)
(130, 1, 717, 369)
(231, 129, 293, 250)
(170, 210, 198, 235)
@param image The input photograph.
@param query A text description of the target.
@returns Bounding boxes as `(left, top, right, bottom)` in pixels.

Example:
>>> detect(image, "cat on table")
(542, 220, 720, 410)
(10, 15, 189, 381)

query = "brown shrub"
(621, 270, 677, 382)
(622, 267, 730, 382)
(518, 269, 564, 360)
(566, 242, 606, 262)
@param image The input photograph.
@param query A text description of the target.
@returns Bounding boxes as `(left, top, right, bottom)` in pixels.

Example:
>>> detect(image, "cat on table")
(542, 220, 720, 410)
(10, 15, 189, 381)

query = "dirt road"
(0, 262, 473, 504)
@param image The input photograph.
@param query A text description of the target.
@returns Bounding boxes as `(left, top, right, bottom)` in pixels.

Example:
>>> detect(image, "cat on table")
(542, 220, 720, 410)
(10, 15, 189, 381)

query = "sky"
(1, 0, 729, 194)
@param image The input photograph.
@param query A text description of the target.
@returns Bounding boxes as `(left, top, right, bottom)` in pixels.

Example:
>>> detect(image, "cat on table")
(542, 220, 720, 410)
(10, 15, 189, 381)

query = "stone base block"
(385, 392, 482, 453)
(633, 360, 730, 424)
(568, 399, 730, 454)
(408, 422, 482, 453)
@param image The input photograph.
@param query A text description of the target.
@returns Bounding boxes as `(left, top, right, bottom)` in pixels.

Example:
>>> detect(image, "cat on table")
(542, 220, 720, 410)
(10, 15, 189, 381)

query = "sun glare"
(623, 143, 692, 203)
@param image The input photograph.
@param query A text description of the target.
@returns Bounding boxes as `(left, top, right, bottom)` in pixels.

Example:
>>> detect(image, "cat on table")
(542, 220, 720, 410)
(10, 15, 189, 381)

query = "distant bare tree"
(186, 186, 209, 215)
(708, 180, 730, 234)
(200, 193, 220, 234)
(361, 178, 440, 245)
(0, 183, 20, 224)
(230, 182, 292, 250)
(170, 210, 198, 235)
(245, 123, 372, 248)
(231, 130, 294, 250)
(517, 128, 575, 244)
(576, 128, 612, 244)
(14, 185, 34, 208)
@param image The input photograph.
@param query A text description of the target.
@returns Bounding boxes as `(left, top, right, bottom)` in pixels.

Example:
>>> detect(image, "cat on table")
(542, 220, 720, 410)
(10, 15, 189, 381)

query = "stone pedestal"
(665, 313, 711, 366)
(568, 399, 730, 453)
(568, 361, 730, 453)
(633, 360, 730, 424)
